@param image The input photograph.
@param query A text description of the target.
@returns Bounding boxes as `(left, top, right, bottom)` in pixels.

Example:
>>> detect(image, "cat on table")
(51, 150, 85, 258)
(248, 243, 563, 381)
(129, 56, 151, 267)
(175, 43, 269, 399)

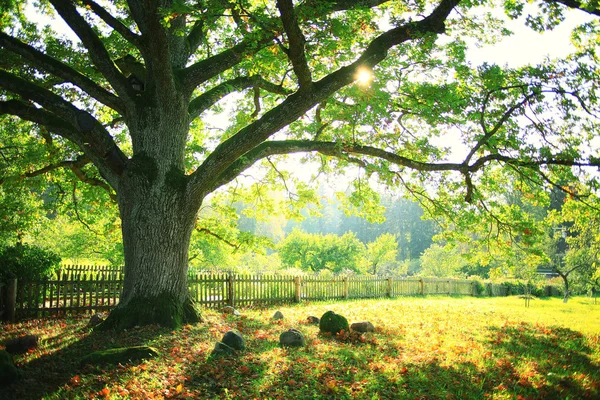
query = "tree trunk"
(561, 274, 570, 304)
(101, 155, 202, 330)
(96, 92, 203, 330)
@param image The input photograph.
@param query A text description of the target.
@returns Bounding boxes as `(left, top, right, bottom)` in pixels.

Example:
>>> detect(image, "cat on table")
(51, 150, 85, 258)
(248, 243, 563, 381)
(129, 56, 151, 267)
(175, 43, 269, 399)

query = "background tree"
(363, 233, 399, 275)
(546, 193, 600, 302)
(278, 229, 364, 273)
(1, 0, 599, 329)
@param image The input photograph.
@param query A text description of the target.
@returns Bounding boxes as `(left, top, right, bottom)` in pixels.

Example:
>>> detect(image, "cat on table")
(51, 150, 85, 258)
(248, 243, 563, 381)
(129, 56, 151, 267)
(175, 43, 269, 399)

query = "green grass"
(1, 296, 599, 399)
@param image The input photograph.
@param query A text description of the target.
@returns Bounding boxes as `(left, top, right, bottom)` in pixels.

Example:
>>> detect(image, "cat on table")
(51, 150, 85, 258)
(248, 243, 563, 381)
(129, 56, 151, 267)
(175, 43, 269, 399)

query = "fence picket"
(4, 266, 562, 321)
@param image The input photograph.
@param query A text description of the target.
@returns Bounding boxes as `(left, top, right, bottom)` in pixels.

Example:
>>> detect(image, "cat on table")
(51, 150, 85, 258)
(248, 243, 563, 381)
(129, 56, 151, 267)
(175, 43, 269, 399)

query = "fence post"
(6, 278, 17, 322)
(294, 277, 301, 303)
(227, 273, 235, 307)
(343, 277, 348, 299)
(386, 277, 393, 298)
(419, 279, 424, 296)
(471, 281, 476, 297)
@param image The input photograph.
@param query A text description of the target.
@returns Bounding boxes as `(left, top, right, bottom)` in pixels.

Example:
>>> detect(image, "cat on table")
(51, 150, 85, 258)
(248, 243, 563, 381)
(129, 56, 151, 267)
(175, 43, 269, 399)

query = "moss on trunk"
(99, 294, 201, 331)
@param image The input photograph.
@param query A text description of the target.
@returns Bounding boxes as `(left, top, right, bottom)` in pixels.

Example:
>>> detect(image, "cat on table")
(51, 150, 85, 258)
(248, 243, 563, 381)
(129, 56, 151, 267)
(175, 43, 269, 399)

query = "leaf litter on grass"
(1, 296, 599, 399)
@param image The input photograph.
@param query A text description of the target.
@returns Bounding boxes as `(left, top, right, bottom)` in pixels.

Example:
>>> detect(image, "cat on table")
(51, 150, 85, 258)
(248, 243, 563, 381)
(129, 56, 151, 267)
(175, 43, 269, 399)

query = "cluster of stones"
(208, 307, 375, 358)
(1, 309, 376, 385)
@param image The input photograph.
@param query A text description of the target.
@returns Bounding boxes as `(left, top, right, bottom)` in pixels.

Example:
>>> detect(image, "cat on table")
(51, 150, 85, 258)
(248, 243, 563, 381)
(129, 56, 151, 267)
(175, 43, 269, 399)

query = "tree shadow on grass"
(181, 318, 600, 400)
(482, 321, 600, 399)
(1, 316, 169, 400)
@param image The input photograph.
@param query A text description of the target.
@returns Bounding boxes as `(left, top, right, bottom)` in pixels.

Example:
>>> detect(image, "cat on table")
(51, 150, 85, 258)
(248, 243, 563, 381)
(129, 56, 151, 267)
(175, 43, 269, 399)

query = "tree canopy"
(1, 0, 599, 328)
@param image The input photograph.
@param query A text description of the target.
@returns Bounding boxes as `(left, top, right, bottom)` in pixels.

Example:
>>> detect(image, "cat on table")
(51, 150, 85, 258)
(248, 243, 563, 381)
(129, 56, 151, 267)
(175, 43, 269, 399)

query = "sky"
(466, 4, 594, 67)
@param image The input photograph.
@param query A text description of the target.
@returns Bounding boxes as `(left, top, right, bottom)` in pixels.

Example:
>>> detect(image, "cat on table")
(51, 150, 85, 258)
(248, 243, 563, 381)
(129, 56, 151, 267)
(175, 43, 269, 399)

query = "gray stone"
(0, 350, 20, 385)
(221, 330, 245, 351)
(279, 329, 306, 348)
(5, 335, 38, 355)
(306, 316, 320, 324)
(221, 306, 241, 316)
(351, 321, 375, 333)
(272, 310, 284, 320)
(211, 342, 236, 357)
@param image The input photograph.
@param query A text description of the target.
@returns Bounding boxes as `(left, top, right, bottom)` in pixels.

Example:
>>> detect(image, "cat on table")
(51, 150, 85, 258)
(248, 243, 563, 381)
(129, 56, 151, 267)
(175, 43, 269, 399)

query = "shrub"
(0, 243, 61, 282)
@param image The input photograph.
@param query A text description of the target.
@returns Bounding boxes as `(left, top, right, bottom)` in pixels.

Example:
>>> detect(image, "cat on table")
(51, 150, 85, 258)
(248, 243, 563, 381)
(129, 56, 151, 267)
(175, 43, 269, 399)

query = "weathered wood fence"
(0, 272, 553, 322)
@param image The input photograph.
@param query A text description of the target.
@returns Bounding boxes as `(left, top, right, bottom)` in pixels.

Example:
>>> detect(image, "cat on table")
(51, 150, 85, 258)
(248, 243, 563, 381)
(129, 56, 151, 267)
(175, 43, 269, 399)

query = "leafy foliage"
(0, 243, 60, 282)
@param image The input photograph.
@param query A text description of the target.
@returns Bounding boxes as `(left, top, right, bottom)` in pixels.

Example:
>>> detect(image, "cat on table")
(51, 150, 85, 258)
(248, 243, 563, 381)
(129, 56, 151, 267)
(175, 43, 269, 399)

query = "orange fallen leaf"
(98, 387, 110, 398)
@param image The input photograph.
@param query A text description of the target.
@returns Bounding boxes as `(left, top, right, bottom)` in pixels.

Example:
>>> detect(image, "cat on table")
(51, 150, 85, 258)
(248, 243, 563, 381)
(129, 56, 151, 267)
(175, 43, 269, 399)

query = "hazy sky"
(466, 5, 594, 67)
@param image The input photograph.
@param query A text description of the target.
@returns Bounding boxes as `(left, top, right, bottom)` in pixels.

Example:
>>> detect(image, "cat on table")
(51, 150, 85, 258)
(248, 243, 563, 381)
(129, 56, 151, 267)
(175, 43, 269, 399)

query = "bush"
(0, 243, 61, 282)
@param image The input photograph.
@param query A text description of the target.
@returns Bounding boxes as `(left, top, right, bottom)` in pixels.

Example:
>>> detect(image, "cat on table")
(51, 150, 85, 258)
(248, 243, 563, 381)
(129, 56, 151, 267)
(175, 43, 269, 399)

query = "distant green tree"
(278, 229, 364, 273)
(363, 233, 399, 275)
(419, 244, 470, 278)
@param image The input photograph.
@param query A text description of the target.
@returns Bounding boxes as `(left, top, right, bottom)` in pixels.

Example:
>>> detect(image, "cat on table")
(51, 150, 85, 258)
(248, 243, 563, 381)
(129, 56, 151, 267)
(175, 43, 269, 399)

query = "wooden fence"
(0, 272, 552, 321)
(58, 265, 123, 279)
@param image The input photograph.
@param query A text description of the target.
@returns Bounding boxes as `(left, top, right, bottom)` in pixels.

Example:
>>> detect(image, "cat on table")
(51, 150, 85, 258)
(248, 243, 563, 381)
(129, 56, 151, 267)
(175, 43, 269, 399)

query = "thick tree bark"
(99, 178, 202, 329)
(100, 173, 202, 330)
(100, 99, 203, 330)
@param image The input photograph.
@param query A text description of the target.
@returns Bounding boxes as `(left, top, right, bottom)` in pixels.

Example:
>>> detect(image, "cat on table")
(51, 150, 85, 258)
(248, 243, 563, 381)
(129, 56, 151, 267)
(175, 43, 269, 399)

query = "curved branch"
(188, 0, 459, 201)
(48, 0, 134, 100)
(277, 0, 313, 89)
(182, 38, 273, 96)
(188, 75, 291, 120)
(80, 0, 141, 45)
(465, 86, 535, 164)
(208, 138, 600, 193)
(0, 74, 127, 184)
(545, 0, 600, 16)
(0, 32, 125, 114)
(0, 152, 117, 201)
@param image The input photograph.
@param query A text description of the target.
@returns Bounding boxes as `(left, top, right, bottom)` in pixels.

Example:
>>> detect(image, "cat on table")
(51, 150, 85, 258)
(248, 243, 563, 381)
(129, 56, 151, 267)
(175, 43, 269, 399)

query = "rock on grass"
(319, 311, 349, 335)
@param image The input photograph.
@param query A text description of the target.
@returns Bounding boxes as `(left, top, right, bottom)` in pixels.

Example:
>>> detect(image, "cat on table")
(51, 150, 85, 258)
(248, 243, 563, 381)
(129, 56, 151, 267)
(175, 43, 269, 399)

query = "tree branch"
(48, 0, 134, 100)
(182, 39, 272, 96)
(188, 75, 291, 120)
(0, 32, 125, 114)
(464, 85, 533, 164)
(196, 227, 240, 249)
(207, 138, 600, 193)
(181, 0, 394, 95)
(79, 0, 141, 45)
(72, 181, 102, 235)
(545, 0, 600, 16)
(188, 0, 460, 201)
(0, 74, 127, 184)
(186, 19, 206, 56)
(276, 0, 313, 90)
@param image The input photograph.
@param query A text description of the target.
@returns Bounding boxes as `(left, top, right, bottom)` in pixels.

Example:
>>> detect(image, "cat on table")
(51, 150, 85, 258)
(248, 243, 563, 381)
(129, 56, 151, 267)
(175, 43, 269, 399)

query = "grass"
(1, 296, 599, 399)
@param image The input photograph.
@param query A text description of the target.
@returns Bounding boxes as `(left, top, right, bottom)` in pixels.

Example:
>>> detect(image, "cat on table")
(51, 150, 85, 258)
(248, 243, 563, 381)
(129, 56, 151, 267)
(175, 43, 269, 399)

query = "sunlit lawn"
(2, 296, 599, 399)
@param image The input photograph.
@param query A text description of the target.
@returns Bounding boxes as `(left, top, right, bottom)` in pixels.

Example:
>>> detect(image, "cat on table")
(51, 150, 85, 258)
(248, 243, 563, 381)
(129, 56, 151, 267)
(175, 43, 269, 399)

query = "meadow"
(1, 296, 599, 399)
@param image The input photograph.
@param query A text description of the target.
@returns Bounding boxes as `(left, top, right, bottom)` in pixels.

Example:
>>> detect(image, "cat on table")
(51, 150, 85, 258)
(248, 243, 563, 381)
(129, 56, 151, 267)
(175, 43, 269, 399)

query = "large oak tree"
(1, 0, 599, 329)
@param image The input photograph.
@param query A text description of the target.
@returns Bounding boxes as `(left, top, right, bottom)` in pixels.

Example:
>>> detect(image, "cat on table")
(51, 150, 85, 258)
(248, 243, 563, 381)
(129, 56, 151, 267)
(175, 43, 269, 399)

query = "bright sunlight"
(355, 66, 373, 86)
